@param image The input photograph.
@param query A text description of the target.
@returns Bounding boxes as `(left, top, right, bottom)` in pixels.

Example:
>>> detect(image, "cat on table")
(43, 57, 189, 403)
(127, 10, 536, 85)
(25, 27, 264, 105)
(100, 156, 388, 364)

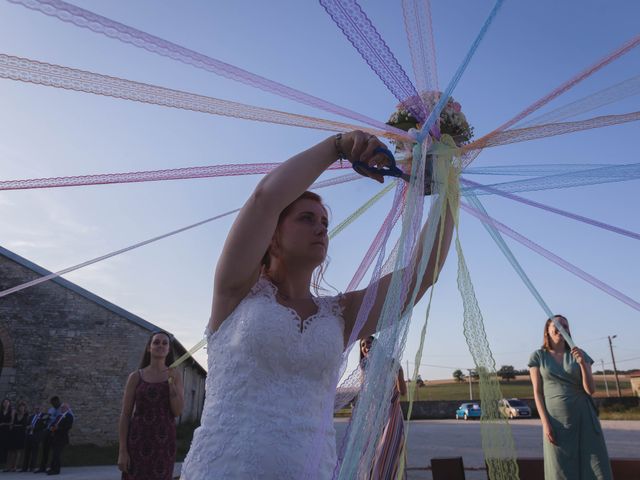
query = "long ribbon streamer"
(0, 174, 356, 299)
(320, 0, 426, 121)
(464, 193, 553, 315)
(461, 162, 640, 196)
(328, 181, 396, 239)
(0, 53, 399, 141)
(346, 190, 405, 291)
(4, 161, 635, 193)
(455, 232, 519, 479)
(5, 53, 637, 185)
(461, 202, 640, 313)
(401, 0, 438, 93)
(516, 73, 640, 128)
(463, 163, 610, 176)
(0, 161, 356, 191)
(416, 0, 504, 143)
(465, 33, 640, 154)
(335, 135, 429, 479)
(7, 0, 409, 137)
(475, 111, 640, 149)
(463, 192, 576, 350)
(0, 209, 239, 299)
(462, 178, 640, 242)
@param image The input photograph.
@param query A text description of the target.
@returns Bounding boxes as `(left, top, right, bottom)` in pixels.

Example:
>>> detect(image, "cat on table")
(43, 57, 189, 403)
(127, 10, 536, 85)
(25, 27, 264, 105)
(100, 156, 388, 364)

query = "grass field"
(599, 404, 640, 420)
(402, 379, 533, 402)
(400, 376, 633, 402)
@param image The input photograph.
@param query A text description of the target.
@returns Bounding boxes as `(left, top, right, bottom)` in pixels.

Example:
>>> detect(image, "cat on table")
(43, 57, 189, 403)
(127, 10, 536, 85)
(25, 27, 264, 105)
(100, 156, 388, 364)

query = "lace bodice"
(181, 276, 345, 480)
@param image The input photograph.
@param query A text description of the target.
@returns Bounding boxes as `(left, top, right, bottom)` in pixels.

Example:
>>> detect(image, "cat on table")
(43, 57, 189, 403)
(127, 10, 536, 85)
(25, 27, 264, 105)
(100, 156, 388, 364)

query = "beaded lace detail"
(181, 276, 345, 480)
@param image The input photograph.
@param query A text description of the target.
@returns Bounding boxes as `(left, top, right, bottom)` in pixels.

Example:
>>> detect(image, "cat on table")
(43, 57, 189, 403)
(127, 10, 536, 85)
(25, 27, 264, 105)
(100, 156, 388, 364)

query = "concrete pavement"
(1, 420, 636, 479)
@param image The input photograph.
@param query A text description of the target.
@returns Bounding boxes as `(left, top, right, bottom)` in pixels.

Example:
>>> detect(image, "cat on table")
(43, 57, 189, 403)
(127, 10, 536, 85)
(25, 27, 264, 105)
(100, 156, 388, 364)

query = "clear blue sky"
(1, 1, 638, 380)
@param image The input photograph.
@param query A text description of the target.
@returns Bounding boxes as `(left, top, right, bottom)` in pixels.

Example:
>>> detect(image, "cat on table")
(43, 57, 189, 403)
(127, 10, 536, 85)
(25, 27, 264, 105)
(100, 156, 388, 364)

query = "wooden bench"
(430, 456, 466, 480)
(484, 457, 640, 480)
(611, 458, 640, 480)
(514, 458, 544, 480)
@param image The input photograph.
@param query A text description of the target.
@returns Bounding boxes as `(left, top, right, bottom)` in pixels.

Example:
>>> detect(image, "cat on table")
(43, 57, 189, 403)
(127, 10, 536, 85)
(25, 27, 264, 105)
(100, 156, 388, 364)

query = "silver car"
(499, 398, 531, 419)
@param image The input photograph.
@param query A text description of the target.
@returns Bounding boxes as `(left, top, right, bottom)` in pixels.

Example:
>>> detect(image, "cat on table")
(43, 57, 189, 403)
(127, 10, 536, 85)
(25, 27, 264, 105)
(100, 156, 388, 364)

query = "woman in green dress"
(528, 315, 612, 480)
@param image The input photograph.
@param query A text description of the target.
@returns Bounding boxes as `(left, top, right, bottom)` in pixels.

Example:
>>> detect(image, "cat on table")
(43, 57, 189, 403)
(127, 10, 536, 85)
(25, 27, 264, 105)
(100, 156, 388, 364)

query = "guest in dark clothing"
(118, 331, 184, 480)
(35, 396, 61, 474)
(0, 399, 12, 468)
(5, 400, 28, 471)
(22, 405, 50, 472)
(47, 403, 73, 476)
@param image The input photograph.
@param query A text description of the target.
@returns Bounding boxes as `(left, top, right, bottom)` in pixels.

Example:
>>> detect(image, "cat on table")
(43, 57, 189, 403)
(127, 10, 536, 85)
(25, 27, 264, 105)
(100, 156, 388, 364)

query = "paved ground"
(1, 420, 637, 479)
(0, 464, 181, 480)
(336, 419, 640, 480)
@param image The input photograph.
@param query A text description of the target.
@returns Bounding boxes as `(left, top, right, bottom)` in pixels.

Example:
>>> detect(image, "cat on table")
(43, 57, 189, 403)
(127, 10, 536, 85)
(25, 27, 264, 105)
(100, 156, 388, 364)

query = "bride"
(180, 130, 454, 479)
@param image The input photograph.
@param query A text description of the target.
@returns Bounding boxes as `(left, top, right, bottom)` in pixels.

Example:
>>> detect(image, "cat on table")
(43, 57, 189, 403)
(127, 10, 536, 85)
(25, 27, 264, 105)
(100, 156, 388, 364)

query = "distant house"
(0, 246, 205, 445)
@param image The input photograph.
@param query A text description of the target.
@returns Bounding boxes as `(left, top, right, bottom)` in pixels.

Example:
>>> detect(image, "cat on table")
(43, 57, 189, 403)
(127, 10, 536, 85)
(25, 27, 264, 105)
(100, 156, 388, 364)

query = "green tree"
(498, 365, 516, 382)
(453, 369, 464, 383)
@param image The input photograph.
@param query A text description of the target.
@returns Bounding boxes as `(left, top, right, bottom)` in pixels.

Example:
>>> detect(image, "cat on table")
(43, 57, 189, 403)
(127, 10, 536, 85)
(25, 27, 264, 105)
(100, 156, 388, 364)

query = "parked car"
(499, 398, 532, 419)
(455, 403, 481, 420)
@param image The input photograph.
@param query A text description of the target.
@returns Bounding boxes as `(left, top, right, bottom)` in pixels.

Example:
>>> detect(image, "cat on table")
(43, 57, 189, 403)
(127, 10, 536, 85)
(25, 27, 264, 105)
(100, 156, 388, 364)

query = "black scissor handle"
(352, 146, 433, 195)
(351, 147, 406, 179)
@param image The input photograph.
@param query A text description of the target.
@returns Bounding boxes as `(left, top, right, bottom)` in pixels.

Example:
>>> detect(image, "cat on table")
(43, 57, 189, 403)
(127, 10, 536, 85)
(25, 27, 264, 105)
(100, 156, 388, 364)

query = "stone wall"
(0, 324, 16, 396)
(594, 396, 639, 409)
(0, 251, 205, 445)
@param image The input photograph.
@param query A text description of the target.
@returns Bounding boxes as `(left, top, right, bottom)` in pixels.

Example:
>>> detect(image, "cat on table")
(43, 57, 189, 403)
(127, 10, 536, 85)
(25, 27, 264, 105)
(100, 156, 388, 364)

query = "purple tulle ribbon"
(461, 202, 640, 312)
(461, 178, 640, 241)
(319, 0, 427, 121)
(8, 0, 409, 138)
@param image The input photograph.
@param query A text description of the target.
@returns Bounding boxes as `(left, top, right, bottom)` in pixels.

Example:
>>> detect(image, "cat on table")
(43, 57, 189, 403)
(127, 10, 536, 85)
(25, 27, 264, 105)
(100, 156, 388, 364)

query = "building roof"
(0, 245, 206, 375)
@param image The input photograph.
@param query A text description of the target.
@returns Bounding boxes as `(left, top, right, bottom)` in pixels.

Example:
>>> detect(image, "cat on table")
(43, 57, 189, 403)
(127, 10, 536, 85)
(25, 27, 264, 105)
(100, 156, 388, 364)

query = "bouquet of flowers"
(387, 91, 474, 146)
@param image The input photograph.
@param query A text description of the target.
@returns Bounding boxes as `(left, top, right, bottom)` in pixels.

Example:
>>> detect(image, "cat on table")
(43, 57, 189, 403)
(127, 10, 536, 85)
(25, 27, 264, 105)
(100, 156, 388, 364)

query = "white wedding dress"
(181, 276, 345, 480)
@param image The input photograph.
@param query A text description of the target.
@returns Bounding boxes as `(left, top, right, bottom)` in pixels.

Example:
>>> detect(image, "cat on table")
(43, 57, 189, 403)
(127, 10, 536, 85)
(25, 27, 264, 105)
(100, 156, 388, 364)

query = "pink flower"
(453, 102, 462, 112)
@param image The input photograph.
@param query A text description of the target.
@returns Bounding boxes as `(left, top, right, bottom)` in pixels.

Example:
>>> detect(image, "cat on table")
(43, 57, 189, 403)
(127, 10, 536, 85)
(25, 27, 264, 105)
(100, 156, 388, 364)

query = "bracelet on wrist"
(334, 133, 347, 160)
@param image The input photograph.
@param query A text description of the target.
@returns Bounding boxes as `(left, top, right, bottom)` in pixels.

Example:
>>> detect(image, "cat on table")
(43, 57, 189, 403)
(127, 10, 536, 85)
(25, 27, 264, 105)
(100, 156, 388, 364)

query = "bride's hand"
(340, 131, 391, 183)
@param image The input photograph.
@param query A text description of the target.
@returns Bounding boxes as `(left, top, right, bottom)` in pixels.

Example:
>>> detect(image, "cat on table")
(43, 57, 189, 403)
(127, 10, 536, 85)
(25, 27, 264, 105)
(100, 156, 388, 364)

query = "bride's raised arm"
(209, 131, 389, 332)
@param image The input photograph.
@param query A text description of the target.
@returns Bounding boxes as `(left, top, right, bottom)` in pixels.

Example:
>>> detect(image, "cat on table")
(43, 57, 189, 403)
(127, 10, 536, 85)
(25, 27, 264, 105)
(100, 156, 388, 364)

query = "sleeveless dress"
(357, 358, 406, 480)
(122, 371, 176, 480)
(8, 412, 28, 450)
(528, 348, 612, 480)
(369, 382, 406, 480)
(181, 276, 345, 480)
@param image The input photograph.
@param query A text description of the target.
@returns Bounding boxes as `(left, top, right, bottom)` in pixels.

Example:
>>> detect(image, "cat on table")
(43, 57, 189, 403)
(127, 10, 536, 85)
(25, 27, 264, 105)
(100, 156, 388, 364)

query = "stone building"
(0, 246, 206, 445)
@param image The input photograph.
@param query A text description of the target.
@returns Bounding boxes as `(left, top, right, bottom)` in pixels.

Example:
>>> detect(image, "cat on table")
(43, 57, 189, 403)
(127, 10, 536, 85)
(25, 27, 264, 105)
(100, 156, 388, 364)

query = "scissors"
(351, 147, 433, 195)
